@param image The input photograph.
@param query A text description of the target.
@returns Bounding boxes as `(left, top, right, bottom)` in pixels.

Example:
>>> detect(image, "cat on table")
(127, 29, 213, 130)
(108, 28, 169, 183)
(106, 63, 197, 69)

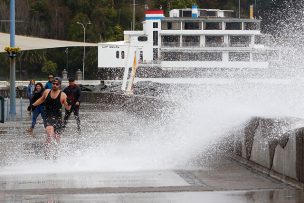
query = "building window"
(181, 10, 192, 17)
(153, 48, 158, 60)
(203, 52, 222, 61)
(205, 36, 224, 47)
(204, 22, 221, 30)
(167, 22, 172, 30)
(138, 36, 148, 41)
(161, 52, 222, 61)
(153, 31, 158, 46)
(182, 35, 200, 47)
(153, 22, 158, 28)
(162, 35, 180, 47)
(140, 51, 143, 62)
(225, 22, 242, 30)
(229, 52, 250, 61)
(244, 22, 260, 30)
(162, 21, 181, 30)
(121, 51, 125, 59)
(184, 22, 200, 30)
(116, 51, 119, 59)
(229, 36, 250, 47)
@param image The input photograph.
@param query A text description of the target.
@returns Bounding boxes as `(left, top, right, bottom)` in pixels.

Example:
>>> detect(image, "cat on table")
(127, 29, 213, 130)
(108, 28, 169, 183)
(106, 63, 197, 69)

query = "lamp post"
(239, 0, 241, 18)
(65, 48, 69, 76)
(77, 21, 91, 80)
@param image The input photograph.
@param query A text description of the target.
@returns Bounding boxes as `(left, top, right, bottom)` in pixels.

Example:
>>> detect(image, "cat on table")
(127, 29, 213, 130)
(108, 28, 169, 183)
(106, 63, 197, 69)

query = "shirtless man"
(30, 77, 71, 158)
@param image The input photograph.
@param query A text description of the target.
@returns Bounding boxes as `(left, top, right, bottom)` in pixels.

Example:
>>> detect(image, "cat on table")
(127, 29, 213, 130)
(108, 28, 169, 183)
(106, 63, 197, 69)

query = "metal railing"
(205, 43, 227, 47)
(229, 43, 250, 47)
(162, 42, 252, 48)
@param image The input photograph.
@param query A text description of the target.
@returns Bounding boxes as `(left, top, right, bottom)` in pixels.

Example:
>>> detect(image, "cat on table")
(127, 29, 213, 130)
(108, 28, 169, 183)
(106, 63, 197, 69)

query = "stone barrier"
(81, 92, 176, 118)
(0, 87, 26, 98)
(228, 117, 304, 187)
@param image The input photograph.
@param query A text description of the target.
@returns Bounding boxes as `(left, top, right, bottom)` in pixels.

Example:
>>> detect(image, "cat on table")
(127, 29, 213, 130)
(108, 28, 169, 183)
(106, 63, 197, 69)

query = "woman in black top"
(27, 83, 46, 133)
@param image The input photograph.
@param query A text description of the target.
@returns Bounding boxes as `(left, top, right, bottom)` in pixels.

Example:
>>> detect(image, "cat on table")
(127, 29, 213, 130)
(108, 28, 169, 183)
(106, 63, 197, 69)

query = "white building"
(98, 6, 277, 79)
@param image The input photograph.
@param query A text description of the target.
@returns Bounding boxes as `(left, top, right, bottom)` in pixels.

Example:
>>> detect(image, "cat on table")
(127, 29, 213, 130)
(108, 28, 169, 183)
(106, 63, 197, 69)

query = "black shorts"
(45, 116, 63, 134)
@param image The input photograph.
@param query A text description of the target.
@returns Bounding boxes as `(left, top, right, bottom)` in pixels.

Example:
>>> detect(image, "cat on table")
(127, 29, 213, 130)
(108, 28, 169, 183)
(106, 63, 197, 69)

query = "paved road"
(0, 102, 303, 202)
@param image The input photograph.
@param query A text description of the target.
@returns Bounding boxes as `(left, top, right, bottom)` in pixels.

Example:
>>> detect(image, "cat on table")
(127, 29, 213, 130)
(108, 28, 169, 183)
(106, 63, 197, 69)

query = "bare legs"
(45, 126, 60, 159)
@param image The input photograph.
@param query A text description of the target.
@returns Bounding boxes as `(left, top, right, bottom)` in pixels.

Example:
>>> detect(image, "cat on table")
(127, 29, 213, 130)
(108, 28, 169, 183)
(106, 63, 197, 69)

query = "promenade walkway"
(0, 101, 303, 202)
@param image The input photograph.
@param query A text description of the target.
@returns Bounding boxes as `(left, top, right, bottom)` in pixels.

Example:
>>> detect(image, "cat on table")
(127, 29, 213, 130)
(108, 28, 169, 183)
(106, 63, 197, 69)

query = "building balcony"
(229, 43, 250, 47)
(205, 43, 227, 47)
(161, 42, 181, 47)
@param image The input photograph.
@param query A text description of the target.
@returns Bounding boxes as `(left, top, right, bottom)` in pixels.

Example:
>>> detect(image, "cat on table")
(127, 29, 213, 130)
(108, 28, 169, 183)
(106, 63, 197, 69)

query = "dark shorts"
(45, 116, 63, 134)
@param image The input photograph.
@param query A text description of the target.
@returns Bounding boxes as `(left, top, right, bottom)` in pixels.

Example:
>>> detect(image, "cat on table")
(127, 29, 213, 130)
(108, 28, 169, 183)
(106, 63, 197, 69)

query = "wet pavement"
(0, 101, 303, 202)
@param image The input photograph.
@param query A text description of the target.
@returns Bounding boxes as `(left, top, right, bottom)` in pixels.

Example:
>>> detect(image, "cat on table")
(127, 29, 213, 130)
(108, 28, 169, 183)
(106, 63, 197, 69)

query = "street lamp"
(77, 21, 91, 80)
(65, 48, 69, 76)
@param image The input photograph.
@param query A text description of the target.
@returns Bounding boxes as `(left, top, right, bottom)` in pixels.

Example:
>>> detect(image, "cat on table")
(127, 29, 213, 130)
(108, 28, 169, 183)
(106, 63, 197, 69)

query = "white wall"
(98, 43, 143, 68)
(98, 44, 128, 68)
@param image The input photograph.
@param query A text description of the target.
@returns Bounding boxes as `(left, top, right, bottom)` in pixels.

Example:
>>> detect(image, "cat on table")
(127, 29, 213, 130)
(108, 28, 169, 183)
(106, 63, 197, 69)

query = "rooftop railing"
(161, 42, 252, 48)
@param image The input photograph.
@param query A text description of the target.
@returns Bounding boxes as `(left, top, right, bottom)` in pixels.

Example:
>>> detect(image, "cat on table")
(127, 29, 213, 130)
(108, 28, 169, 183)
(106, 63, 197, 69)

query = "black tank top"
(45, 90, 62, 117)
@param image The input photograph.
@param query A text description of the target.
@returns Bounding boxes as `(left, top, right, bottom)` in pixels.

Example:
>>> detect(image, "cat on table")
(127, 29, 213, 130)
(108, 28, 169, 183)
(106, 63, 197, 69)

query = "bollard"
(6, 98, 9, 121)
(0, 96, 4, 123)
(20, 97, 23, 121)
(62, 69, 68, 80)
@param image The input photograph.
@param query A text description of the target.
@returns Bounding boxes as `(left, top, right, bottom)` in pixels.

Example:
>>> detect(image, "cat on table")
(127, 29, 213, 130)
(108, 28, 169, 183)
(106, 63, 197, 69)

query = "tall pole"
(133, 0, 135, 30)
(83, 27, 85, 80)
(239, 0, 241, 18)
(65, 48, 69, 77)
(254, 0, 257, 18)
(77, 21, 90, 80)
(9, 0, 16, 118)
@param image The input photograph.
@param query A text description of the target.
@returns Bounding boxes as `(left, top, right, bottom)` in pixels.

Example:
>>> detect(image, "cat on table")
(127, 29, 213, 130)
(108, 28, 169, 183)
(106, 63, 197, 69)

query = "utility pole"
(9, 0, 16, 119)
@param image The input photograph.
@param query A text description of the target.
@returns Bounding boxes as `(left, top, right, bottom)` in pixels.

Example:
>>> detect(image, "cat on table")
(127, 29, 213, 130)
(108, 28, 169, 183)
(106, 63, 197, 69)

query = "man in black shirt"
(63, 77, 81, 132)
(30, 77, 71, 159)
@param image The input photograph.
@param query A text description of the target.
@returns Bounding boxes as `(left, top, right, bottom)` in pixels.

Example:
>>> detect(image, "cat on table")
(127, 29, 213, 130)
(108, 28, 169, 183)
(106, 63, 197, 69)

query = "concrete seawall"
(0, 88, 176, 119)
(228, 117, 304, 187)
(80, 92, 176, 117)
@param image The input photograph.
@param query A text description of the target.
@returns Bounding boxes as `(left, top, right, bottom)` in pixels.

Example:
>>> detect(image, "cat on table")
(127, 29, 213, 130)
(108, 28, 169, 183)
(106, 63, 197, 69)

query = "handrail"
(0, 96, 4, 123)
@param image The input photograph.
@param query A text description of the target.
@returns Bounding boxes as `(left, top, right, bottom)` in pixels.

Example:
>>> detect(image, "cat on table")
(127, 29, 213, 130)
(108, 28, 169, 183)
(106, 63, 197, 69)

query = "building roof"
(0, 32, 97, 53)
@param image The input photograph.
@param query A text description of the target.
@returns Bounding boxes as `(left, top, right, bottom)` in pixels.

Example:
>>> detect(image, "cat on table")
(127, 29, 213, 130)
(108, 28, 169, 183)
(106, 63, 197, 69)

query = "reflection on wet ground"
(1, 190, 304, 203)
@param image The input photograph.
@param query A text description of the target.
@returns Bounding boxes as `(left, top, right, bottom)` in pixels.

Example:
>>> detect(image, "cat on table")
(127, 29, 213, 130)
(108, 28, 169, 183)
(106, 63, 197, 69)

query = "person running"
(27, 83, 46, 134)
(30, 77, 71, 159)
(63, 77, 81, 132)
(45, 73, 54, 89)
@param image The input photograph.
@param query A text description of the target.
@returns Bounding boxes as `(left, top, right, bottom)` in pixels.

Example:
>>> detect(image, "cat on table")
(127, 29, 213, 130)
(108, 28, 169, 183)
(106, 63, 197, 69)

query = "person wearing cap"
(45, 73, 54, 89)
(29, 77, 71, 159)
(63, 77, 81, 132)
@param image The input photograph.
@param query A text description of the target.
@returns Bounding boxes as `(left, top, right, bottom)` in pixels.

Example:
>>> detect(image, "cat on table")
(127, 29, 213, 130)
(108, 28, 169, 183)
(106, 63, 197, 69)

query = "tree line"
(0, 0, 299, 80)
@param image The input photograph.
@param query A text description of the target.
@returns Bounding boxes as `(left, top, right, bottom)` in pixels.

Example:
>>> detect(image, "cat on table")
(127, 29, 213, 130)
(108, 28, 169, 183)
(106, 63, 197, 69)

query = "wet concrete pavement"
(0, 101, 303, 202)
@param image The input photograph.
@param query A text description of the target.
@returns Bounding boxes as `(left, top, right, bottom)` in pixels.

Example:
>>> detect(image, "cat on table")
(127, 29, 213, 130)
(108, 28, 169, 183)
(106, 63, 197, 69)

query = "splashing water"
(1, 79, 304, 175)
(2, 1, 304, 174)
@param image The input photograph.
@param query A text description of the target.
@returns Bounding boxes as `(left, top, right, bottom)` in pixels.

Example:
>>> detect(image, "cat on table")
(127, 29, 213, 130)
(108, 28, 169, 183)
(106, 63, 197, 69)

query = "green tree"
(42, 60, 57, 74)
